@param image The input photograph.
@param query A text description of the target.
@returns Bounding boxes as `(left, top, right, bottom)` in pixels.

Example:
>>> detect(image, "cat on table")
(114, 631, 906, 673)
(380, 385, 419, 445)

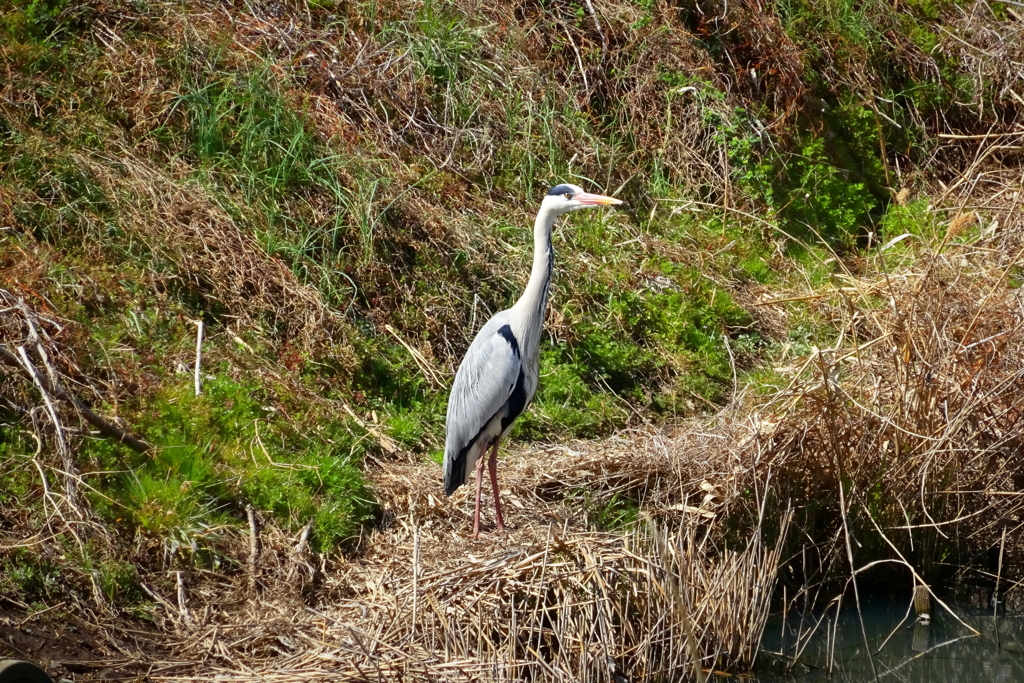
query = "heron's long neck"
(512, 205, 555, 350)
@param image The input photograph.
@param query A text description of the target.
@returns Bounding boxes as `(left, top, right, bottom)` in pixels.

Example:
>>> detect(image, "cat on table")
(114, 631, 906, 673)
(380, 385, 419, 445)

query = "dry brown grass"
(944, 3, 1024, 122)
(217, 0, 735, 209)
(75, 154, 355, 359)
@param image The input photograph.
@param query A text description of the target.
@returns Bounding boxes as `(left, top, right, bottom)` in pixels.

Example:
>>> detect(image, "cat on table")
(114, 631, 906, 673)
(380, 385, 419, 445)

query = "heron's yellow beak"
(575, 192, 624, 206)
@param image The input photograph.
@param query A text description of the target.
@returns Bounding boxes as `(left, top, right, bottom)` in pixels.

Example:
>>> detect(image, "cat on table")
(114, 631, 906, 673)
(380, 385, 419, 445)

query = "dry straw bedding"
(100, 425, 783, 683)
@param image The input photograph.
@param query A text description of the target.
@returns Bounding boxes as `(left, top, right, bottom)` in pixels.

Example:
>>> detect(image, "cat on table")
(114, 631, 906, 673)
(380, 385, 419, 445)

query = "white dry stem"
(247, 505, 262, 589)
(17, 345, 81, 516)
(194, 319, 204, 396)
(177, 571, 194, 625)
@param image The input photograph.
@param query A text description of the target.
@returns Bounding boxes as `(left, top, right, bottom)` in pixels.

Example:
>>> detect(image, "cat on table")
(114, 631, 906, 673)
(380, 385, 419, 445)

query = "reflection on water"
(756, 600, 1024, 682)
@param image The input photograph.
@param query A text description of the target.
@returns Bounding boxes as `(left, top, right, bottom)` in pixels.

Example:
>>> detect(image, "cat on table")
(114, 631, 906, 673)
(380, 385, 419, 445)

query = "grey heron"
(443, 183, 623, 537)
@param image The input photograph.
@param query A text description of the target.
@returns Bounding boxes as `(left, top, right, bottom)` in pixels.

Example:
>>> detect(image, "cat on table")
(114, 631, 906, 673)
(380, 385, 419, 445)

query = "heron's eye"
(564, 192, 574, 200)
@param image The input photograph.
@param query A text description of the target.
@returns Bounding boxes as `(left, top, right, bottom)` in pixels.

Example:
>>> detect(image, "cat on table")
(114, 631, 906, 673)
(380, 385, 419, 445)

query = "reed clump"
(747, 199, 1024, 612)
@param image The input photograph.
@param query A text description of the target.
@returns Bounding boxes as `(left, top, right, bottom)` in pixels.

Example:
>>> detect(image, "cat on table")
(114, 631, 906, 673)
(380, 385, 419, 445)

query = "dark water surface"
(755, 600, 1024, 682)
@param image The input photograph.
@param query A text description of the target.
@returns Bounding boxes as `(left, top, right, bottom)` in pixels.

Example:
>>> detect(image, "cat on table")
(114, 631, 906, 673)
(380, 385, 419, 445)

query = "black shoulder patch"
(501, 367, 528, 432)
(547, 183, 577, 197)
(497, 324, 521, 359)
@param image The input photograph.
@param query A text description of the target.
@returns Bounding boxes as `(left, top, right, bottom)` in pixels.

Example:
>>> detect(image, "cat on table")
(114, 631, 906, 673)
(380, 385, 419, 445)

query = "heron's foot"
(473, 531, 502, 539)
(467, 523, 510, 539)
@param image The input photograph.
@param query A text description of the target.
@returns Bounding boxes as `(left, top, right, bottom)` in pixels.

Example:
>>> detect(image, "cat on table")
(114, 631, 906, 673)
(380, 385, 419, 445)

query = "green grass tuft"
(87, 373, 374, 552)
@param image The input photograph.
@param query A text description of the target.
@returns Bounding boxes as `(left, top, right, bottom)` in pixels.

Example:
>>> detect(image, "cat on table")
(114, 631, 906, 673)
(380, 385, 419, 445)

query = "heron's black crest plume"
(547, 184, 578, 197)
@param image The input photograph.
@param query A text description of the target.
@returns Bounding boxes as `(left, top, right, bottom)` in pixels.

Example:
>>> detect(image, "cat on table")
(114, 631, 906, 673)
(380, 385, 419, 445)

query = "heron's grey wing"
(443, 319, 523, 495)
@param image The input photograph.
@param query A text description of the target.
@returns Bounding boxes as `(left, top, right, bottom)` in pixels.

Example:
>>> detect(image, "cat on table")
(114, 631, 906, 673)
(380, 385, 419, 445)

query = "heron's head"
(543, 183, 623, 215)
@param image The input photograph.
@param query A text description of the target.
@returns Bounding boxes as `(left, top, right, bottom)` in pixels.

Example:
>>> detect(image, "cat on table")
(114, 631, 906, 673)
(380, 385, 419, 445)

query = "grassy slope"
(1, 0, 1019, 607)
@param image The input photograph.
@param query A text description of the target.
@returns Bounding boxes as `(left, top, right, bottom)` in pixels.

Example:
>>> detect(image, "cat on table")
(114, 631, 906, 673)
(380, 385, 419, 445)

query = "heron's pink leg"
(487, 440, 505, 531)
(473, 452, 486, 538)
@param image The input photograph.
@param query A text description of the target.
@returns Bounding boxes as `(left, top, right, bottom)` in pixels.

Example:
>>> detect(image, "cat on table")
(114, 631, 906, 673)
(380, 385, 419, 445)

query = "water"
(755, 599, 1024, 682)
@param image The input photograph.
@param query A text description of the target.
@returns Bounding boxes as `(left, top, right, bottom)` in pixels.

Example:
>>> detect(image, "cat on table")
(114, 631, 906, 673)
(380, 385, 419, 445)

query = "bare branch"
(0, 344, 151, 453)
